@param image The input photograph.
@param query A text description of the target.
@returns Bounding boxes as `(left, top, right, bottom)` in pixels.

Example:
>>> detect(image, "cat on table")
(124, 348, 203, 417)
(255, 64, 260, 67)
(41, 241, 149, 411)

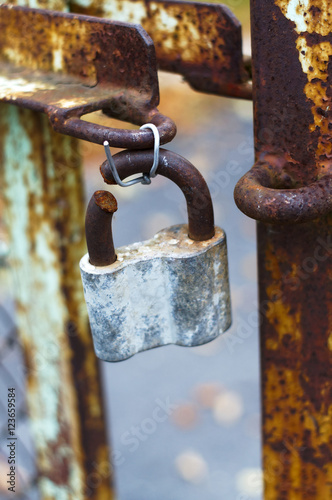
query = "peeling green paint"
(0, 104, 86, 498)
(0, 2, 115, 498)
(0, 36, 113, 500)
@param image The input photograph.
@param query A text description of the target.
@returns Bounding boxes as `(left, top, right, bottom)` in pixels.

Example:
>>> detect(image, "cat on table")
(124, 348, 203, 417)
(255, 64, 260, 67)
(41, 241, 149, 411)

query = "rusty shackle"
(85, 149, 215, 266)
(85, 191, 118, 267)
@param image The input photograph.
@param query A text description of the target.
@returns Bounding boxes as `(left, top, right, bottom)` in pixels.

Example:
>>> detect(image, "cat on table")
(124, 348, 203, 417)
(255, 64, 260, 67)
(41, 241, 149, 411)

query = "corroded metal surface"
(234, 0, 332, 222)
(258, 217, 332, 499)
(90, 147, 216, 265)
(86, 191, 118, 267)
(251, 0, 332, 184)
(0, 5, 176, 147)
(234, 0, 332, 497)
(0, 84, 114, 500)
(0, 104, 114, 499)
(70, 0, 252, 99)
(234, 162, 332, 223)
(80, 224, 231, 362)
(100, 148, 215, 243)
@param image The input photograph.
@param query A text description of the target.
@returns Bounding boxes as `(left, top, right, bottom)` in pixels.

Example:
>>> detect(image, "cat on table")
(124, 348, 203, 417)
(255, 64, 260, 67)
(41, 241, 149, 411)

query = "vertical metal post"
(0, 2, 114, 498)
(258, 218, 332, 498)
(250, 0, 332, 497)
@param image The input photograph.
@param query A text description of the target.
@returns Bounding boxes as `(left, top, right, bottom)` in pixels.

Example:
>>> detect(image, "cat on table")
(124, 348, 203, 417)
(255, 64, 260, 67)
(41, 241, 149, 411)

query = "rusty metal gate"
(0, 0, 331, 499)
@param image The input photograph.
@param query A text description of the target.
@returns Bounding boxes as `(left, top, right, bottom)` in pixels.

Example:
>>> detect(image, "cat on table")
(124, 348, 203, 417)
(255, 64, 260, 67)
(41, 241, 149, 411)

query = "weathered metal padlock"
(80, 149, 231, 361)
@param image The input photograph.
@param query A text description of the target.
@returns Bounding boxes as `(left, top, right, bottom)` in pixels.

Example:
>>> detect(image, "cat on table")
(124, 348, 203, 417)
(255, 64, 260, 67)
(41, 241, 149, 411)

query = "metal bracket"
(70, 0, 252, 99)
(0, 5, 176, 148)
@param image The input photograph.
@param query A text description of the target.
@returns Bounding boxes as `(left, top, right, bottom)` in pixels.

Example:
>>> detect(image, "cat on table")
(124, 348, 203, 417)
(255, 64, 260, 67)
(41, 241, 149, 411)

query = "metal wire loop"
(139, 123, 160, 178)
(103, 141, 150, 187)
(103, 123, 160, 188)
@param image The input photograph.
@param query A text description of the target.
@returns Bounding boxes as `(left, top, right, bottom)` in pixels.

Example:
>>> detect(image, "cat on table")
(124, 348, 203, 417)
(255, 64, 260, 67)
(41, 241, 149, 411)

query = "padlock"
(80, 149, 231, 362)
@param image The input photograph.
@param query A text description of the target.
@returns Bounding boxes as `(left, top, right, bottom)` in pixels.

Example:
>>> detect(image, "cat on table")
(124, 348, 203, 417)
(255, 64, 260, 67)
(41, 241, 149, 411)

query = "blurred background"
(0, 0, 262, 498)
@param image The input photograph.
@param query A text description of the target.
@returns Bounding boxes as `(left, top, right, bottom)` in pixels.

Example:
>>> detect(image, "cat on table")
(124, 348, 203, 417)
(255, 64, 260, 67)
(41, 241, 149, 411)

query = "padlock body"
(80, 224, 231, 362)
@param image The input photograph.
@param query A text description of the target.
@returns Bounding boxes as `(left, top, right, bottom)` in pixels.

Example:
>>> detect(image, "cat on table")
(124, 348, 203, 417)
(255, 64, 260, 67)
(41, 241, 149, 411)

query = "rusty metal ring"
(234, 164, 332, 224)
(50, 107, 177, 149)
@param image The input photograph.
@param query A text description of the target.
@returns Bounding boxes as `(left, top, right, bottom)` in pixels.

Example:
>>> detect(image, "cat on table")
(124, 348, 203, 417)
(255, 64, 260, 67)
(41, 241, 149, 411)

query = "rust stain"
(46, 121, 115, 498)
(234, 0, 332, 223)
(274, 0, 332, 176)
(258, 217, 332, 499)
(234, 0, 332, 497)
(0, 5, 176, 148)
(0, 10, 96, 83)
(0, 105, 114, 498)
(297, 37, 332, 172)
(70, 0, 251, 98)
(275, 0, 332, 36)
(100, 148, 215, 242)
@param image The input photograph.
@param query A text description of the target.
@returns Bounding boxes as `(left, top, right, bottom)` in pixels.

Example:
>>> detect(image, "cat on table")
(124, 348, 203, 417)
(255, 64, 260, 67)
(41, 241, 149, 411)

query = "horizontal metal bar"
(70, 0, 252, 99)
(50, 108, 176, 148)
(0, 5, 176, 147)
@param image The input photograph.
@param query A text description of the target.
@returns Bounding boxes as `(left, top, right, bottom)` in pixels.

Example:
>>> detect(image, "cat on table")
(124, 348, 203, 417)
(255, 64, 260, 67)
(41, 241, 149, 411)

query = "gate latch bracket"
(0, 5, 176, 148)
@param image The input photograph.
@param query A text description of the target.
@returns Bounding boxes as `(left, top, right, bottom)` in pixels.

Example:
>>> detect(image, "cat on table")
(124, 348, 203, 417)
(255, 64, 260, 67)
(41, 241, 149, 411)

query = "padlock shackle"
(100, 149, 215, 242)
(85, 191, 118, 266)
